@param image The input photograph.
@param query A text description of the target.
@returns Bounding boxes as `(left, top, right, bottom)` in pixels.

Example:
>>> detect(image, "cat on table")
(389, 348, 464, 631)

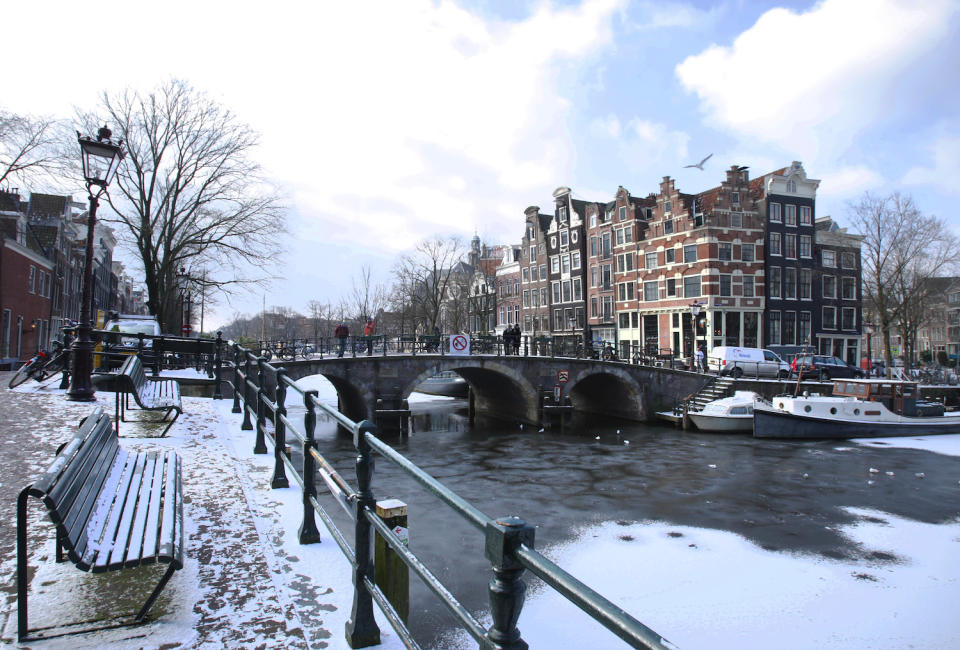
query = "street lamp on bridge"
(67, 126, 125, 402)
(689, 300, 704, 371)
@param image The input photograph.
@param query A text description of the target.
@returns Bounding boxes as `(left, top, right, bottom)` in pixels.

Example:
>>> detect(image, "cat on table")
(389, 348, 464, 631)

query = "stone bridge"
(274, 355, 711, 428)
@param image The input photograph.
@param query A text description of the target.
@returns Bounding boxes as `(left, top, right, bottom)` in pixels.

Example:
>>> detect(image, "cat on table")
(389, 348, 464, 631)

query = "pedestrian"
(363, 318, 375, 356)
(696, 345, 705, 372)
(334, 321, 349, 357)
(502, 327, 512, 355)
(512, 324, 521, 355)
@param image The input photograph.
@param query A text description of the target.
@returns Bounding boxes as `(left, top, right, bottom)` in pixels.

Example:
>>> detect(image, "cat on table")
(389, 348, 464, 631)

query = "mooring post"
(299, 389, 322, 544)
(254, 357, 268, 454)
(485, 516, 534, 650)
(346, 421, 381, 648)
(374, 499, 410, 623)
(241, 352, 253, 430)
(272, 369, 290, 488)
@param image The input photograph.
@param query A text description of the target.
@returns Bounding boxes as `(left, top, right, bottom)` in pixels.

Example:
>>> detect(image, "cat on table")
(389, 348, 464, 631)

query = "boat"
(414, 371, 468, 398)
(688, 391, 761, 432)
(753, 379, 960, 439)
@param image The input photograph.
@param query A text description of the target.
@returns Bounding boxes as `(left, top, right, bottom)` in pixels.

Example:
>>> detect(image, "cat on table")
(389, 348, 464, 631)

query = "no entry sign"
(450, 333, 470, 356)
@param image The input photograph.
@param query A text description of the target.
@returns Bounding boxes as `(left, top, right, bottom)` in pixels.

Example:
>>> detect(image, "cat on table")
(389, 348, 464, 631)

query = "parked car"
(101, 314, 161, 369)
(791, 354, 865, 381)
(707, 346, 791, 379)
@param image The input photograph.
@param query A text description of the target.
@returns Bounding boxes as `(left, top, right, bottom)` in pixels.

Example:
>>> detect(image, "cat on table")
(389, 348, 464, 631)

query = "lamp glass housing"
(78, 132, 124, 187)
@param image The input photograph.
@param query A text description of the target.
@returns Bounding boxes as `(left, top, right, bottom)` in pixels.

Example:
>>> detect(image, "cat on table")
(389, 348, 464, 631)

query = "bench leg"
(135, 563, 177, 622)
(159, 409, 180, 437)
(17, 487, 31, 642)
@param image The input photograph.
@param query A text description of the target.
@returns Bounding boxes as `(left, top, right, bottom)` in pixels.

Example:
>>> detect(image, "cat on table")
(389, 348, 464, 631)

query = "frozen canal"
(295, 376, 960, 649)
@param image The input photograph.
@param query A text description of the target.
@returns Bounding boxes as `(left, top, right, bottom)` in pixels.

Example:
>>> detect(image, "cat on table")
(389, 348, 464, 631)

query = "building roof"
(28, 193, 70, 219)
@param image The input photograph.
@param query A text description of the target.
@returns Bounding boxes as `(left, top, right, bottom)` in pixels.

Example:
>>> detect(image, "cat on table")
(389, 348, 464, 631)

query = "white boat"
(753, 379, 960, 439)
(688, 391, 761, 432)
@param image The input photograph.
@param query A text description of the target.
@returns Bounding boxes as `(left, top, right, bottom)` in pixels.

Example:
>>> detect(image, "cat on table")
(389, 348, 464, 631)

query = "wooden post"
(682, 401, 690, 431)
(374, 499, 410, 623)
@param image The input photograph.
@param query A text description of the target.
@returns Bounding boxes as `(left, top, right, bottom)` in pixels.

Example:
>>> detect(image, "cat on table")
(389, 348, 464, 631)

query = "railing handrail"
(226, 341, 674, 648)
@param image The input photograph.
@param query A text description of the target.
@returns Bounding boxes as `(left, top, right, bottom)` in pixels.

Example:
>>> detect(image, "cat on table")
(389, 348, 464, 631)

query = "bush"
(920, 350, 933, 363)
(937, 350, 949, 366)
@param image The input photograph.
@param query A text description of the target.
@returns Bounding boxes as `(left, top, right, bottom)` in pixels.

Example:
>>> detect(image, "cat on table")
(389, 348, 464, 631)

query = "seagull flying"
(683, 153, 713, 170)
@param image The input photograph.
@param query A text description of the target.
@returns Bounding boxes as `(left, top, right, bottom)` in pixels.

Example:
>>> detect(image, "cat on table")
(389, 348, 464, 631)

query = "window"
(623, 253, 634, 271)
(822, 250, 836, 267)
(645, 252, 658, 269)
(554, 309, 562, 328)
(562, 280, 571, 302)
(514, 279, 520, 295)
(683, 245, 697, 263)
(644, 281, 658, 301)
(683, 275, 701, 298)
(618, 282, 635, 301)
(574, 278, 582, 301)
(540, 287, 547, 306)
(615, 228, 624, 246)
(571, 251, 581, 270)
(784, 234, 796, 259)
(799, 311, 811, 344)
(731, 191, 740, 205)
(590, 236, 597, 257)
(718, 243, 732, 261)
(551, 256, 560, 274)
(664, 219, 674, 234)
(785, 204, 796, 226)
(800, 269, 811, 299)
(823, 275, 837, 299)
(499, 306, 506, 325)
(530, 265, 538, 282)
(842, 276, 856, 300)
(601, 233, 611, 257)
(540, 264, 546, 280)
(522, 268, 529, 283)
(742, 243, 754, 262)
(560, 230, 569, 247)
(601, 264, 612, 289)
(590, 297, 598, 317)
(590, 265, 597, 288)
(841, 252, 856, 269)
(559, 206, 568, 222)
(770, 203, 782, 222)
(800, 235, 811, 258)
(532, 290, 538, 307)
(769, 266, 781, 299)
(28, 266, 36, 293)
(561, 254, 570, 274)
(730, 212, 742, 228)
(529, 245, 536, 260)
(742, 276, 755, 297)
(823, 306, 837, 330)
(624, 226, 633, 243)
(770, 232, 781, 256)
(523, 290, 530, 308)
(800, 206, 812, 225)
(552, 282, 561, 303)
(666, 278, 677, 296)
(601, 296, 613, 320)
(769, 311, 781, 345)
(842, 307, 856, 330)
(719, 274, 731, 296)
(619, 206, 626, 221)
(666, 248, 675, 263)
(590, 213, 597, 228)
(784, 268, 797, 299)
(665, 200, 672, 213)
(782, 312, 796, 345)
(786, 179, 797, 193)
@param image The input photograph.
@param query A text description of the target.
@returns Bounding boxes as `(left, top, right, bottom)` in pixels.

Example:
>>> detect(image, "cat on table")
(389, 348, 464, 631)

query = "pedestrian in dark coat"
(512, 324, 521, 355)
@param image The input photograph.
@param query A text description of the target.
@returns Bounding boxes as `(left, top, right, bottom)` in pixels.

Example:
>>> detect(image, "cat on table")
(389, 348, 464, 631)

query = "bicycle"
(8, 341, 70, 389)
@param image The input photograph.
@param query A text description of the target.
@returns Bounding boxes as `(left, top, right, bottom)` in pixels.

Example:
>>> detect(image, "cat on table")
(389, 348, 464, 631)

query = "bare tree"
(349, 265, 388, 323)
(848, 192, 957, 369)
(79, 80, 286, 332)
(0, 109, 68, 189)
(392, 236, 466, 334)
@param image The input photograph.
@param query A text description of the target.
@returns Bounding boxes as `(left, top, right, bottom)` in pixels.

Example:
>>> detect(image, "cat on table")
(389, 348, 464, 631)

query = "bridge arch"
(565, 366, 646, 421)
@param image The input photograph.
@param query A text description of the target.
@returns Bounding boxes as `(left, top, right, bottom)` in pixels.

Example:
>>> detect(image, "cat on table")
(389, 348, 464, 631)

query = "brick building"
(519, 206, 550, 336)
(546, 187, 588, 344)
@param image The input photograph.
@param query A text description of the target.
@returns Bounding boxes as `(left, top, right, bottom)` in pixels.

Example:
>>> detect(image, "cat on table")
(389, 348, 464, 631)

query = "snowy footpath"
(2, 373, 960, 649)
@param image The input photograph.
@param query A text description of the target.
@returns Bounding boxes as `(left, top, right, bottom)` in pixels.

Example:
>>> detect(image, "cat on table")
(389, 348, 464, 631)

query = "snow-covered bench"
(16, 408, 184, 641)
(116, 354, 182, 436)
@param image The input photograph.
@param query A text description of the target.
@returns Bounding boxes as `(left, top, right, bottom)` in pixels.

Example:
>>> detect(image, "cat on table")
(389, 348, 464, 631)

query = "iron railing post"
(299, 389, 322, 544)
(241, 352, 253, 430)
(484, 516, 534, 650)
(231, 344, 242, 413)
(254, 357, 268, 454)
(346, 421, 381, 647)
(272, 369, 290, 488)
(213, 331, 223, 399)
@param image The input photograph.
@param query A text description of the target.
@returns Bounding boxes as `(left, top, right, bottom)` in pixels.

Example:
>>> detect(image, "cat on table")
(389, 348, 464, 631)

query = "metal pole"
(66, 191, 100, 401)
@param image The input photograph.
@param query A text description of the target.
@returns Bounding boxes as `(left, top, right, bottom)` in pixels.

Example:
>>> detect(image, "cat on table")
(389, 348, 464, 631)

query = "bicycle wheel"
(280, 348, 296, 361)
(259, 349, 273, 362)
(8, 363, 34, 388)
(41, 351, 68, 376)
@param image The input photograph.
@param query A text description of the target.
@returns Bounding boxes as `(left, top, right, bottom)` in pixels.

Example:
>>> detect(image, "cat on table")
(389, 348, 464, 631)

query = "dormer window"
(731, 191, 740, 206)
(619, 206, 626, 221)
(559, 206, 568, 222)
(664, 200, 672, 214)
(786, 180, 797, 193)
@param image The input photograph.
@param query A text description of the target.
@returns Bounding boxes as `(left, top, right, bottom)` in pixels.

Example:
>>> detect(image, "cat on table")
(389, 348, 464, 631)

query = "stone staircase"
(686, 376, 737, 413)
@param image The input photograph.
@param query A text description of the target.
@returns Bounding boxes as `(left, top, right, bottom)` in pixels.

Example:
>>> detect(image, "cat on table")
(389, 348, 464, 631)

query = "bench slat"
(106, 453, 149, 570)
(159, 451, 183, 565)
(57, 432, 121, 547)
(77, 449, 134, 569)
(126, 451, 165, 566)
(44, 417, 117, 518)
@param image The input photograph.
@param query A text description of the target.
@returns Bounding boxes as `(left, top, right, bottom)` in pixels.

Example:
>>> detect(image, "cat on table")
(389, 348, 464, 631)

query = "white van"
(708, 346, 790, 379)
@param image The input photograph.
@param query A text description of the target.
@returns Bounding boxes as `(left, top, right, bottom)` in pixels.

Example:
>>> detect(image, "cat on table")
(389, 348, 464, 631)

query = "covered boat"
(753, 379, 960, 439)
(688, 391, 761, 432)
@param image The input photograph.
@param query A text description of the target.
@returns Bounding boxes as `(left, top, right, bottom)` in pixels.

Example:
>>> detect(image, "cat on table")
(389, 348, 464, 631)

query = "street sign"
(554, 384, 561, 402)
(450, 333, 470, 356)
(557, 370, 569, 383)
(181, 326, 191, 335)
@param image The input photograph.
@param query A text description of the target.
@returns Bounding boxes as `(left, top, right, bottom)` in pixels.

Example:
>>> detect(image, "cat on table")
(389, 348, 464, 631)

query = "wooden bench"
(116, 354, 182, 436)
(16, 408, 184, 641)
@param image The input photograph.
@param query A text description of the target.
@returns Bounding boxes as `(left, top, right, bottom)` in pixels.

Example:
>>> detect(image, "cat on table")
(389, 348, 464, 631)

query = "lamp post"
(67, 126, 124, 401)
(689, 301, 703, 371)
(177, 267, 192, 336)
(864, 321, 875, 377)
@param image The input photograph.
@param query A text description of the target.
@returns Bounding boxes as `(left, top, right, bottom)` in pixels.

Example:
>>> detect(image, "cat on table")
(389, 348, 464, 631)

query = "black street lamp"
(177, 267, 192, 336)
(690, 300, 704, 371)
(67, 126, 124, 402)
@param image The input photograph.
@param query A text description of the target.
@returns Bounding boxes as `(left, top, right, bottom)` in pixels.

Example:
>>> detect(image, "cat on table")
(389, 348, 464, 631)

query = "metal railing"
(226, 342, 674, 649)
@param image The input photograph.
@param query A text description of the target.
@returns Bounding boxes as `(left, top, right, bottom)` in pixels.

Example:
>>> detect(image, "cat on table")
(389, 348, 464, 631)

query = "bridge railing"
(226, 342, 674, 649)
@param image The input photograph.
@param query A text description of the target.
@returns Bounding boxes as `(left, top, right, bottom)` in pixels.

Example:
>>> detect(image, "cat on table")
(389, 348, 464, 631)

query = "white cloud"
(631, 1, 725, 31)
(902, 131, 960, 195)
(589, 114, 622, 138)
(617, 119, 691, 175)
(675, 0, 960, 163)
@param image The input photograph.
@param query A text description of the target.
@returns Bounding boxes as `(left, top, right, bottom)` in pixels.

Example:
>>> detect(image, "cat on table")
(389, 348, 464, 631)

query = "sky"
(6, 0, 960, 329)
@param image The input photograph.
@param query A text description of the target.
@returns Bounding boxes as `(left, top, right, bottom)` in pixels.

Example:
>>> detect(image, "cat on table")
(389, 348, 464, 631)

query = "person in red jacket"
(363, 319, 375, 356)
(334, 322, 349, 357)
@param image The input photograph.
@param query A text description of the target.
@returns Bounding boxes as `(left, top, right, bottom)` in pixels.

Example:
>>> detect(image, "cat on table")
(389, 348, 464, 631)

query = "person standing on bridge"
(512, 323, 521, 355)
(364, 318, 375, 356)
(335, 321, 349, 357)
(696, 345, 705, 373)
